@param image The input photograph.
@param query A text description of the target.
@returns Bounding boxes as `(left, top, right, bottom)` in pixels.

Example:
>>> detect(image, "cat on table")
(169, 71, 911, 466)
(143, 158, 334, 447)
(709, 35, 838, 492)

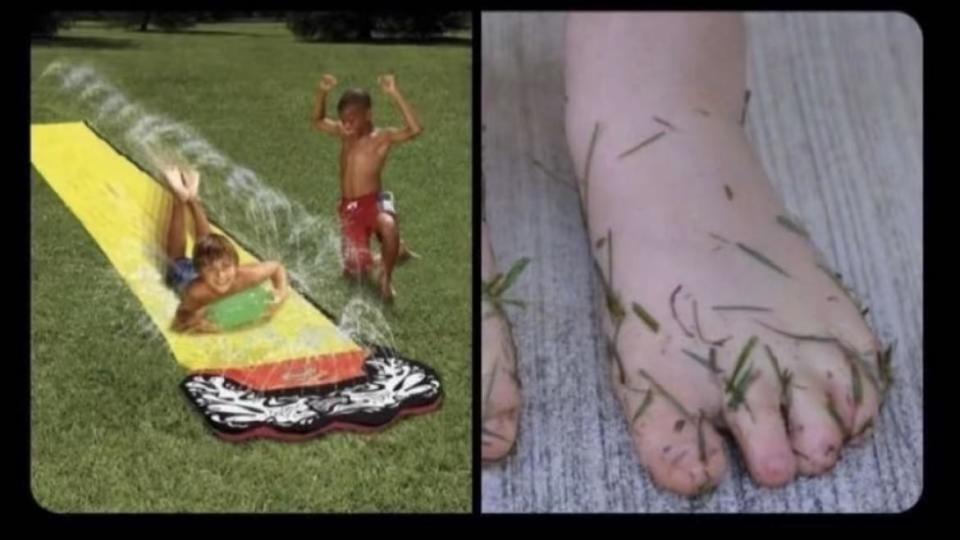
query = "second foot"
(378, 272, 396, 302)
(481, 222, 522, 462)
(398, 241, 421, 263)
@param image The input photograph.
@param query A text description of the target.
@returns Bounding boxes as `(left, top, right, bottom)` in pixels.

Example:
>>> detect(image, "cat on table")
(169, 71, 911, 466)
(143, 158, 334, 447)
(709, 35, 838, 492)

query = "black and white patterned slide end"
(180, 347, 443, 442)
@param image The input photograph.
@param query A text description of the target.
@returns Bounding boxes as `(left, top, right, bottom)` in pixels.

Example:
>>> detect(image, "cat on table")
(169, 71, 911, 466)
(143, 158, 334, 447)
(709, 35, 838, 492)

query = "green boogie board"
(206, 286, 273, 330)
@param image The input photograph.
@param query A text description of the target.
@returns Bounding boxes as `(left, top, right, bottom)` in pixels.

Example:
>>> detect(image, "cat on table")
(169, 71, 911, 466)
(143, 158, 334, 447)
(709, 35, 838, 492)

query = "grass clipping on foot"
(483, 257, 531, 316)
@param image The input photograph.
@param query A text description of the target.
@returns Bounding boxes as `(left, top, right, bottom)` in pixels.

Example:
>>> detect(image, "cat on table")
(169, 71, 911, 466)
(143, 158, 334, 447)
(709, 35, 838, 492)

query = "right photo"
(481, 11, 922, 512)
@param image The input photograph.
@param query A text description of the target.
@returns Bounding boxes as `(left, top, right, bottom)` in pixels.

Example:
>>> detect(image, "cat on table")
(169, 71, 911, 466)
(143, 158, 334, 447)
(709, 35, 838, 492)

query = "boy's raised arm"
(379, 74, 424, 144)
(312, 74, 343, 137)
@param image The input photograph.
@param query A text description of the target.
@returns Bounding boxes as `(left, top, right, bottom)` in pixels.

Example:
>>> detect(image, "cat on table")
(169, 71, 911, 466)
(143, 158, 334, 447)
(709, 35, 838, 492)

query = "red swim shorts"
(338, 191, 394, 274)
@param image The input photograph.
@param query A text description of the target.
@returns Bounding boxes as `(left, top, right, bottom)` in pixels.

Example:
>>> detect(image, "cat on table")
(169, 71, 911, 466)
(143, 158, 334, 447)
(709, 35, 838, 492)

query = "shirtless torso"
(339, 129, 392, 199)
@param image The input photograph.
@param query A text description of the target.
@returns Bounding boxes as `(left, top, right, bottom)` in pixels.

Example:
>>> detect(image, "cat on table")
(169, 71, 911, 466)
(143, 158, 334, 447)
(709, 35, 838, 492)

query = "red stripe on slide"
(195, 350, 368, 391)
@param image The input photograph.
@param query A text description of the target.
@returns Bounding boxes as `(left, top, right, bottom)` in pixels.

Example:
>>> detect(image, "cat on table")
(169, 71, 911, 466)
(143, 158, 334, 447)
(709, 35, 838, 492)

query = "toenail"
(674, 420, 686, 432)
(763, 455, 792, 479)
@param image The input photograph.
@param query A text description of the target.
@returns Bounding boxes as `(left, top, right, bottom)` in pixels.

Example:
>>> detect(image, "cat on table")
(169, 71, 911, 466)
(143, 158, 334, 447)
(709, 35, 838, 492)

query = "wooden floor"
(480, 12, 922, 513)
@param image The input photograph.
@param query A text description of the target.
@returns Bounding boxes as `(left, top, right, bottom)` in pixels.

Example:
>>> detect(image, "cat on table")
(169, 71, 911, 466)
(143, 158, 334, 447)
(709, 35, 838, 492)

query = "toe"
(818, 348, 860, 437)
(786, 374, 845, 476)
(817, 341, 883, 448)
(848, 375, 881, 446)
(851, 389, 880, 440)
(822, 306, 885, 439)
(482, 404, 520, 462)
(481, 306, 522, 463)
(626, 389, 728, 496)
(482, 366, 521, 462)
(723, 381, 797, 487)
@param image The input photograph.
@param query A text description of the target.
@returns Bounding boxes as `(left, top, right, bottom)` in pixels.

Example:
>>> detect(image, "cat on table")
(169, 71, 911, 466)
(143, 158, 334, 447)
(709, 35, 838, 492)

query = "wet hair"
(337, 88, 372, 114)
(193, 234, 239, 270)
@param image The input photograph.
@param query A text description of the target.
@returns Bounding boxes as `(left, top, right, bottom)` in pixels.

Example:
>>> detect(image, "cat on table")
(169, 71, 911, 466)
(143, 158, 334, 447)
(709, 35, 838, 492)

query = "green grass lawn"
(30, 21, 472, 512)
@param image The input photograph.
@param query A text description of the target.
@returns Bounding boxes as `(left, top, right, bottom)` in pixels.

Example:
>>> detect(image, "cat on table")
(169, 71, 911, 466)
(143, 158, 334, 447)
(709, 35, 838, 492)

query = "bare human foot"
(181, 167, 201, 202)
(379, 269, 396, 301)
(481, 221, 522, 462)
(162, 166, 191, 202)
(565, 13, 889, 495)
(368, 256, 397, 301)
(398, 240, 420, 262)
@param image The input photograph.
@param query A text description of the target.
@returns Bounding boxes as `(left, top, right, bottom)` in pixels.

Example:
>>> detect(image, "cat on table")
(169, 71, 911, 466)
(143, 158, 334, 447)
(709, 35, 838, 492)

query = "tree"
(151, 12, 197, 31)
(379, 11, 468, 39)
(286, 11, 468, 42)
(99, 11, 197, 32)
(33, 12, 72, 38)
(286, 12, 376, 42)
(252, 11, 286, 21)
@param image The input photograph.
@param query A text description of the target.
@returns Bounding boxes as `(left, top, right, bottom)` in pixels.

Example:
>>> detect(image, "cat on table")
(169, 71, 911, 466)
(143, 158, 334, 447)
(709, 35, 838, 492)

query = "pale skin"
(480, 221, 522, 461)
(312, 73, 423, 299)
(482, 13, 887, 496)
(162, 166, 289, 333)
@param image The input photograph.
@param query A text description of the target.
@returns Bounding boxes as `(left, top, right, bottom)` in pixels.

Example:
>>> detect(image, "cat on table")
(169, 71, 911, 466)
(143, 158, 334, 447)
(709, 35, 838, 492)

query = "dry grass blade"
(617, 131, 667, 159)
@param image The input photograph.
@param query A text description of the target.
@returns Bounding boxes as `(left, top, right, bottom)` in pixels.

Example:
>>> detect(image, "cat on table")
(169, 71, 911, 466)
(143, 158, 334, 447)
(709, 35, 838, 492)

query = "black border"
(21, 6, 941, 526)
(471, 7, 483, 518)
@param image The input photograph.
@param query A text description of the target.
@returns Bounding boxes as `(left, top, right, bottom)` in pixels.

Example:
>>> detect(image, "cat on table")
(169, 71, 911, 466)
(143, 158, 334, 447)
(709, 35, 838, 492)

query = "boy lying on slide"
(161, 166, 289, 333)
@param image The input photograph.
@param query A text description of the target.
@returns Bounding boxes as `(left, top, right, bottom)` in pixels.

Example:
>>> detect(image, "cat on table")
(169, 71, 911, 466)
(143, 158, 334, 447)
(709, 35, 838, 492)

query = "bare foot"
(564, 13, 888, 495)
(181, 167, 201, 201)
(481, 222, 522, 462)
(378, 268, 396, 301)
(162, 166, 190, 202)
(398, 241, 420, 263)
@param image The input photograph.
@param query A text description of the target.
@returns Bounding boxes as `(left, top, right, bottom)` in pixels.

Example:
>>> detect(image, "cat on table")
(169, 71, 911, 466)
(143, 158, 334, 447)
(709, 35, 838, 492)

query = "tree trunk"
(139, 12, 151, 32)
(356, 14, 372, 41)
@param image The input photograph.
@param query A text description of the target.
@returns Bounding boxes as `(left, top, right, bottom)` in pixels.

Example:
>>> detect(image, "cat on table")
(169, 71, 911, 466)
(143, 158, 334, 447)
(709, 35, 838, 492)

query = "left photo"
(30, 11, 472, 512)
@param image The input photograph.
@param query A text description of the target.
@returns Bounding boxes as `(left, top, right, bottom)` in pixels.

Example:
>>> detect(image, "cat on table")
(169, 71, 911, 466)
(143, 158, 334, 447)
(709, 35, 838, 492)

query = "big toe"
(627, 390, 728, 496)
(482, 369, 521, 462)
(482, 403, 520, 462)
(481, 310, 522, 463)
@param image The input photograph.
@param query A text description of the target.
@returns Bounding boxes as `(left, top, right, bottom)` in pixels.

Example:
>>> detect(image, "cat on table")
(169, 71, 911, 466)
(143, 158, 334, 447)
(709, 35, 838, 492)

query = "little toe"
(787, 376, 845, 476)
